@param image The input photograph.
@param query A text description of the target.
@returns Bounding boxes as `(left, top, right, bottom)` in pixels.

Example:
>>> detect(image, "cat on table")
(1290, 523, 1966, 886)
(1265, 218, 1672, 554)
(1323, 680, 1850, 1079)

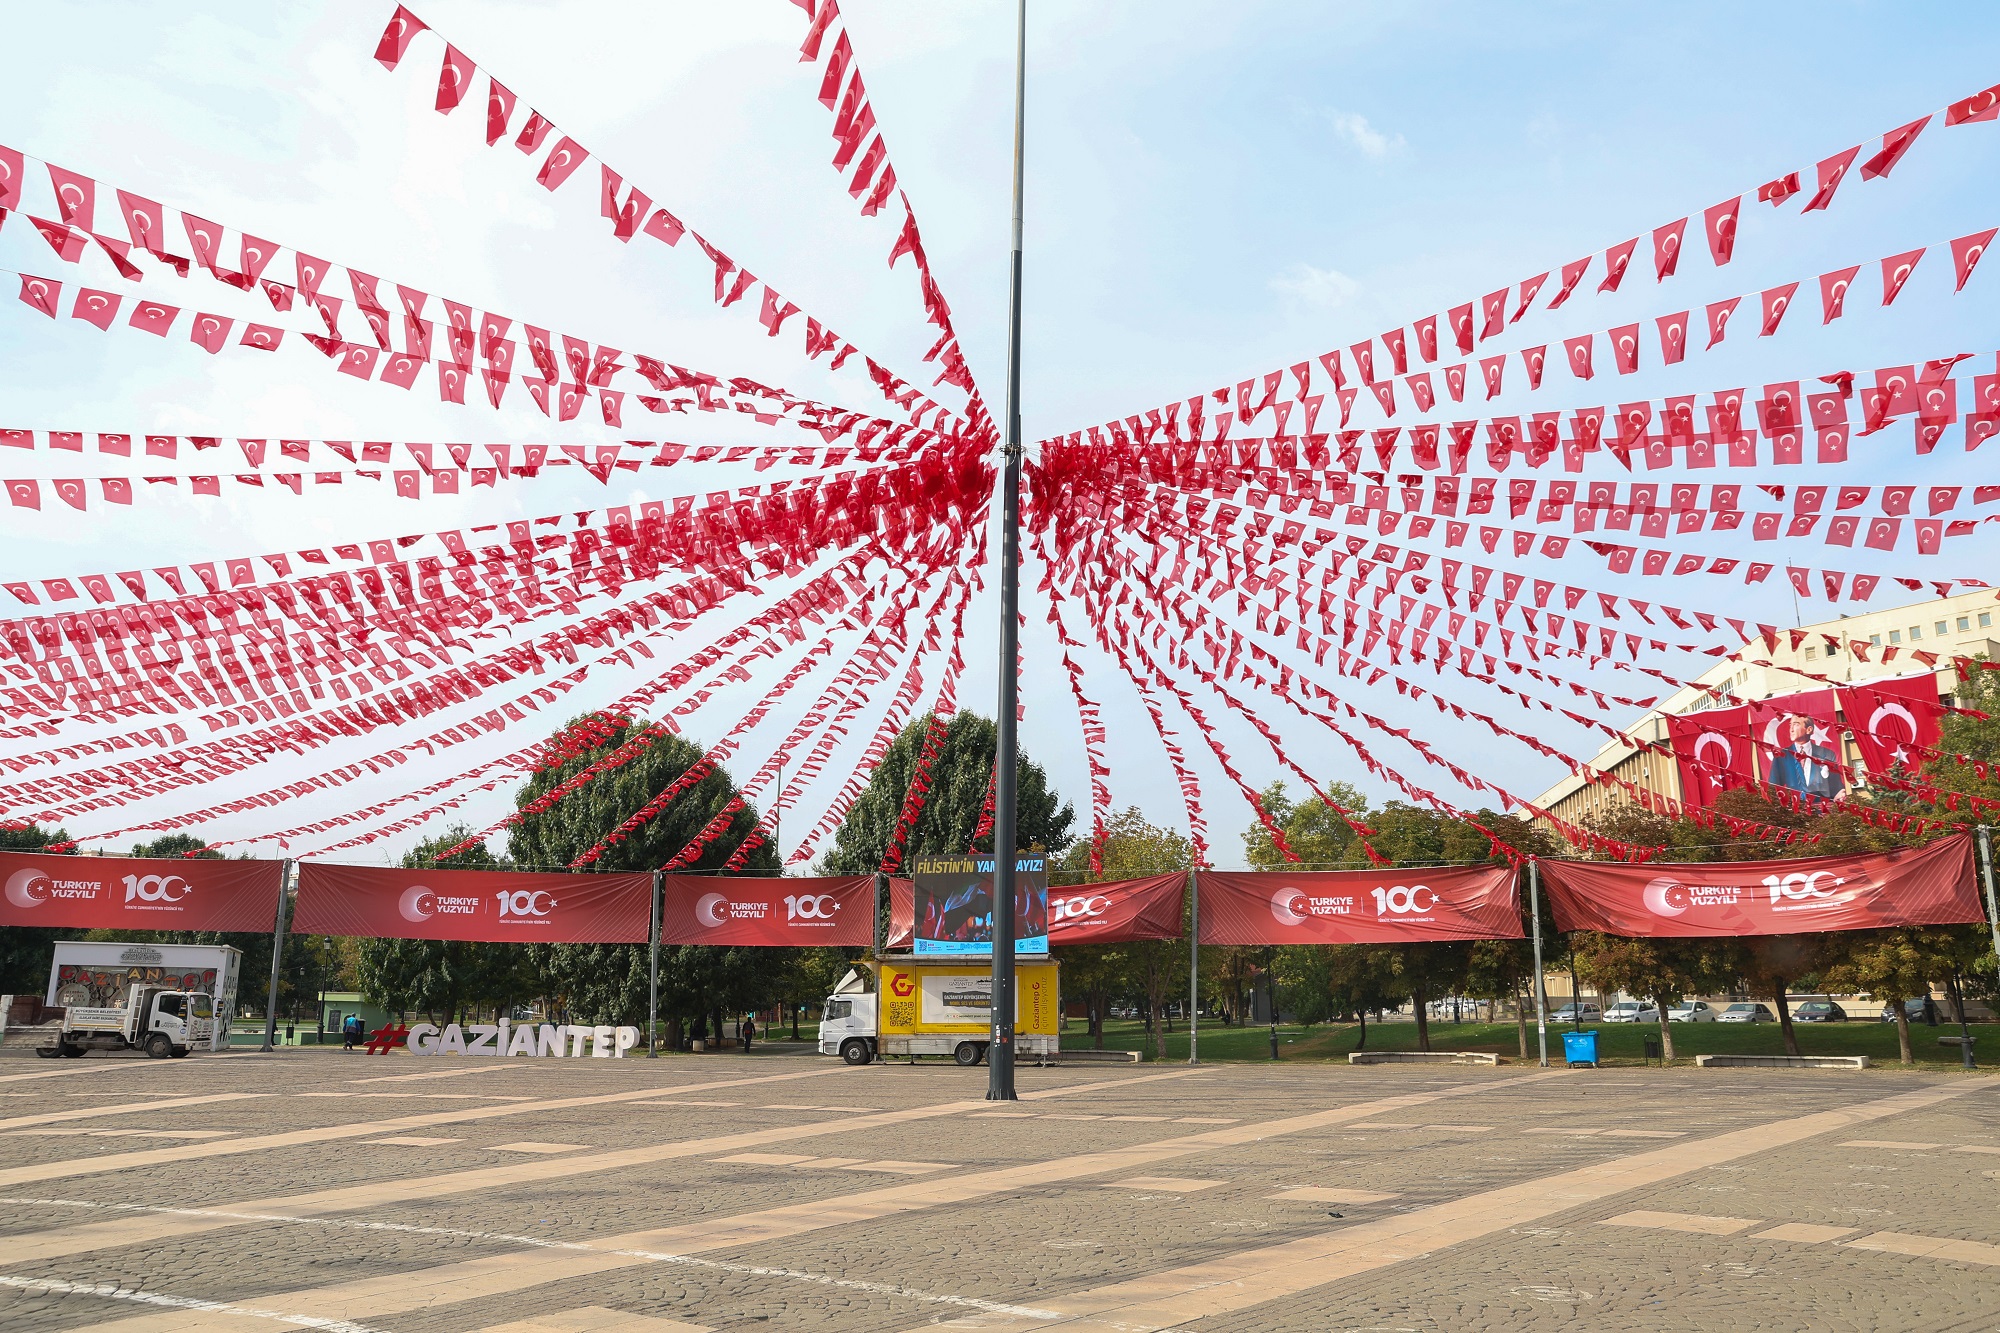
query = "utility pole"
(988, 0, 1027, 1102)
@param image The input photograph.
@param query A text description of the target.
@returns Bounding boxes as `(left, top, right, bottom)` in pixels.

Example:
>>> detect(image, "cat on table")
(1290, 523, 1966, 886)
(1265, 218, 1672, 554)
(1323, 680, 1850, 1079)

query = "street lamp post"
(987, 0, 1028, 1102)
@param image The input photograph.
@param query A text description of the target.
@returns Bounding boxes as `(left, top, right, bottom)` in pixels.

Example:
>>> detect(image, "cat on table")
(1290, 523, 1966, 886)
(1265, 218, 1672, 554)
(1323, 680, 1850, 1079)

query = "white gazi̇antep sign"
(406, 1021, 641, 1058)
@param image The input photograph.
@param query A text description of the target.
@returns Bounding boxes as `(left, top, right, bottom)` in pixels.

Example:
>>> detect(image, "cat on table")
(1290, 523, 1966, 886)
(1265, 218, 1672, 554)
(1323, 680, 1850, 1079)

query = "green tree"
(819, 711, 1074, 875)
(1821, 929, 1938, 1064)
(1570, 933, 1738, 1062)
(1052, 807, 1190, 1061)
(506, 716, 784, 1043)
(357, 827, 531, 1024)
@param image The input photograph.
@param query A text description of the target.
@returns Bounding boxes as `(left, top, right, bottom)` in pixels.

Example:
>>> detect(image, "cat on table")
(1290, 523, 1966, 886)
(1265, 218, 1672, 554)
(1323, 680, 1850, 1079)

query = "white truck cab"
(817, 988, 879, 1066)
(46, 984, 214, 1059)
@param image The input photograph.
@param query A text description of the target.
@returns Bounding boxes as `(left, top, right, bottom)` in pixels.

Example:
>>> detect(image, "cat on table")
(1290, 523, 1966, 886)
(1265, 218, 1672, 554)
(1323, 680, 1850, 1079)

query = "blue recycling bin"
(1562, 1030, 1599, 1067)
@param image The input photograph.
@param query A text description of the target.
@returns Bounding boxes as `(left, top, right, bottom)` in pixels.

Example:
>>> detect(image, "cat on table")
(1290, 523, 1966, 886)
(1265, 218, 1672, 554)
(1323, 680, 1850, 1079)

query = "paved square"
(0, 1049, 1992, 1330)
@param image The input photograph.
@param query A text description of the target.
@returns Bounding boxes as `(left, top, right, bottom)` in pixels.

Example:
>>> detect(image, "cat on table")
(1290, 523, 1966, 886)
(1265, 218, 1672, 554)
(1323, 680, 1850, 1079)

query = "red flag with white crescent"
(1837, 673, 1943, 779)
(1665, 702, 1755, 809)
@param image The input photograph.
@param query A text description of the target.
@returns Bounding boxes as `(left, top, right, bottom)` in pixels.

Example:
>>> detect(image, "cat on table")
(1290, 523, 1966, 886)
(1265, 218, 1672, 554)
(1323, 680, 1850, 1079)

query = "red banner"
(1048, 873, 1186, 942)
(0, 852, 281, 932)
(1196, 865, 1521, 944)
(1839, 673, 1944, 777)
(292, 864, 650, 942)
(657, 875, 873, 946)
(1749, 688, 1845, 801)
(1540, 833, 1980, 937)
(886, 873, 1187, 946)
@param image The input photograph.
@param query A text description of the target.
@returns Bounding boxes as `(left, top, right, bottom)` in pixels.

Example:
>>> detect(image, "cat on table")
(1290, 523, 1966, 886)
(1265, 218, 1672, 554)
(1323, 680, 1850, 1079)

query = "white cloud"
(1325, 110, 1404, 159)
(1269, 263, 1360, 309)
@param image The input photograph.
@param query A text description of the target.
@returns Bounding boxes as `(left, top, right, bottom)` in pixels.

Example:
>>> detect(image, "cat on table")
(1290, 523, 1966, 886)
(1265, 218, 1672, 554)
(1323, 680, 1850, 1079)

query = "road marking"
(0, 1062, 182, 1085)
(903, 1079, 1991, 1330)
(0, 1068, 1208, 1266)
(1846, 1231, 2000, 1265)
(717, 1152, 816, 1165)
(491, 1142, 589, 1154)
(1602, 1210, 1758, 1235)
(15, 1072, 1567, 1328)
(1107, 1177, 1225, 1193)
(632, 1099, 741, 1107)
(0, 1066, 842, 1189)
(0, 1274, 387, 1332)
(481, 1309, 711, 1333)
(847, 1160, 954, 1175)
(1268, 1187, 1398, 1204)
(1839, 1139, 1941, 1150)
(347, 1064, 518, 1084)
(0, 1091, 263, 1132)
(1958, 1145, 2000, 1155)
(362, 1136, 460, 1146)
(1752, 1223, 1856, 1243)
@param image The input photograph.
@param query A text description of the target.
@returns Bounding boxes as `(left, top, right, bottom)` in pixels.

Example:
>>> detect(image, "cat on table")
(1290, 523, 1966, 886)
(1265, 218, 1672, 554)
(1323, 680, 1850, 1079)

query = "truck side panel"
(874, 962, 1060, 1037)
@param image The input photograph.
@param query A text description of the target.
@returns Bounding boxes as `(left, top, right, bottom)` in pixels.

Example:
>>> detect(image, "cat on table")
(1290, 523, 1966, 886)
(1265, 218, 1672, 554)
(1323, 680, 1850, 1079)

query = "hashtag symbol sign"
(363, 1023, 409, 1054)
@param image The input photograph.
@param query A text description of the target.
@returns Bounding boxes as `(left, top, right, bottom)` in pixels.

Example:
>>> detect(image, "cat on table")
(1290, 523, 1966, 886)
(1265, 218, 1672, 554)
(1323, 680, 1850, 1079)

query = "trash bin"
(1562, 1030, 1598, 1067)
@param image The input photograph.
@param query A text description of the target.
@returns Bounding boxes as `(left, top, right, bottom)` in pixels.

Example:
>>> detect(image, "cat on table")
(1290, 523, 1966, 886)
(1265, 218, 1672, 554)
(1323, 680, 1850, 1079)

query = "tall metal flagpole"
(988, 0, 1027, 1102)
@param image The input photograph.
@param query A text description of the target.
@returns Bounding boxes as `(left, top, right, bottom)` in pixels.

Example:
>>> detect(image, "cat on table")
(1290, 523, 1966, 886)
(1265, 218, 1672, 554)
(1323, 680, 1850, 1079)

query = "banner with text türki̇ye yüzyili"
(291, 864, 652, 942)
(1197, 865, 1521, 944)
(657, 875, 875, 946)
(1538, 833, 1980, 938)
(0, 851, 282, 933)
(886, 873, 1187, 947)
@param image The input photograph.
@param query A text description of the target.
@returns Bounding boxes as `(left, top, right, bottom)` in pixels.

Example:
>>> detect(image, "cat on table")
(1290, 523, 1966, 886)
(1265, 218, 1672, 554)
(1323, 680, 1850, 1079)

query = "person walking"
(741, 1014, 755, 1053)
(342, 1014, 364, 1051)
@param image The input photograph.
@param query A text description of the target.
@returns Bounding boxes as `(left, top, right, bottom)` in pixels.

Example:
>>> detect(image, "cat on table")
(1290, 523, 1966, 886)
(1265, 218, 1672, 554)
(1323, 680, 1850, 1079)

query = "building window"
(1870, 634, 1882, 645)
(1960, 616, 1972, 631)
(1983, 612, 1993, 628)
(1936, 621, 1949, 636)
(1805, 647, 1817, 661)
(1827, 642, 1839, 656)
(1889, 630, 1901, 644)
(1908, 626, 1921, 640)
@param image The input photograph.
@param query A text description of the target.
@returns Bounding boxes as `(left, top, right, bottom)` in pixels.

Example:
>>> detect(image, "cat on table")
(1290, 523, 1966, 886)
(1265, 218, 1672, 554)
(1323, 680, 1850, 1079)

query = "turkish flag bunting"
(1665, 703, 1757, 808)
(1539, 835, 1979, 938)
(1197, 865, 1519, 944)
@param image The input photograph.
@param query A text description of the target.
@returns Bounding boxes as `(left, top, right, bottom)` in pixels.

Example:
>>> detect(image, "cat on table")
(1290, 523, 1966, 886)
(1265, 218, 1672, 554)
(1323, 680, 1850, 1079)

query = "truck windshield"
(824, 999, 850, 1020)
(189, 995, 213, 1019)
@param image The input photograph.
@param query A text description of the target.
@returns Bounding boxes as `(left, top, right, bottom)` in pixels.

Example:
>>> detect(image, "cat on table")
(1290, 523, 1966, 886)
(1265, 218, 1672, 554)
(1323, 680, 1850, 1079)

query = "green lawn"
(1061, 1016, 1987, 1068)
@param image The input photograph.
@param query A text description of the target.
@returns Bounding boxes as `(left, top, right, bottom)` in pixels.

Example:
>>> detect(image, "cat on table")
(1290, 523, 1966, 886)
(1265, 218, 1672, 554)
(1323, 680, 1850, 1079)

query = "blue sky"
(0, 3, 1995, 866)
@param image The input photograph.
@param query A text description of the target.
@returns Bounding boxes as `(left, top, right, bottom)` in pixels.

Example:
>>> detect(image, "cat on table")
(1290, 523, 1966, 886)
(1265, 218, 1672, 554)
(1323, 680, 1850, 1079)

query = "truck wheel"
(840, 1038, 872, 1067)
(953, 1041, 981, 1066)
(145, 1033, 173, 1059)
(58, 1043, 85, 1058)
(169, 1045, 190, 1059)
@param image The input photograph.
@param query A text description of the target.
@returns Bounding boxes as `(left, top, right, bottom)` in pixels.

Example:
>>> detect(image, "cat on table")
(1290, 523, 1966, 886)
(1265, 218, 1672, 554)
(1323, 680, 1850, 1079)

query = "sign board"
(0, 853, 281, 933)
(909, 854, 1048, 956)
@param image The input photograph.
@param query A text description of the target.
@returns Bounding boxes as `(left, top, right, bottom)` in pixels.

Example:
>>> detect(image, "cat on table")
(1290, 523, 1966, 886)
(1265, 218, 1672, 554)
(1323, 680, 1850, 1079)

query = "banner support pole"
(987, 0, 1028, 1104)
(648, 870, 662, 1057)
(1980, 826, 2000, 1005)
(1187, 867, 1199, 1065)
(1528, 857, 1548, 1068)
(259, 860, 293, 1053)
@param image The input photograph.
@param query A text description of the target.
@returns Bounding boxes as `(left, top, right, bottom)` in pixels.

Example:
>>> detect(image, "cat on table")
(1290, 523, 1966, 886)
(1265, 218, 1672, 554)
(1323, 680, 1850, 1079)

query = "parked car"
(1718, 1003, 1775, 1024)
(1793, 1001, 1847, 1023)
(1550, 1002, 1600, 1022)
(1878, 997, 1942, 1025)
(1602, 1001, 1659, 1023)
(1668, 1001, 1718, 1023)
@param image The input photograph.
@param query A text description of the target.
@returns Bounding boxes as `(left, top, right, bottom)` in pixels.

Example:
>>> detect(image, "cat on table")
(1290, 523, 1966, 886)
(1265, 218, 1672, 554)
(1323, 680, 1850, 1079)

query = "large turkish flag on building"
(887, 874, 1187, 947)
(658, 875, 874, 946)
(1838, 673, 1945, 779)
(1539, 833, 1979, 938)
(0, 852, 281, 932)
(1665, 703, 1757, 809)
(292, 864, 651, 942)
(1196, 865, 1521, 944)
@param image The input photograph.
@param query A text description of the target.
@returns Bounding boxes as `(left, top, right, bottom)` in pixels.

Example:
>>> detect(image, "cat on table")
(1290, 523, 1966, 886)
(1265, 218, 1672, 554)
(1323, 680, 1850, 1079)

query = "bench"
(1057, 1049, 1142, 1064)
(1694, 1054, 1869, 1070)
(1349, 1050, 1499, 1066)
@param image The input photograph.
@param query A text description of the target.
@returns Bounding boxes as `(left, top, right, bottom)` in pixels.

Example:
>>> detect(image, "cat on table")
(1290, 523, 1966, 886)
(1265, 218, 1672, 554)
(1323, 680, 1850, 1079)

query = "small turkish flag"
(128, 300, 178, 336)
(1656, 311, 1688, 365)
(374, 5, 427, 69)
(1705, 297, 1741, 349)
(1520, 345, 1546, 389)
(486, 78, 516, 145)
(241, 323, 284, 351)
(102, 478, 132, 505)
(46, 164, 96, 230)
(6, 479, 40, 509)
(538, 137, 588, 190)
(1758, 282, 1799, 336)
(1609, 324, 1640, 375)
(1950, 228, 1994, 293)
(17, 274, 60, 317)
(1548, 256, 1591, 309)
(1878, 247, 1923, 305)
(395, 471, 421, 499)
(71, 286, 121, 330)
(1803, 146, 1860, 212)
(1598, 238, 1637, 293)
(1758, 172, 1800, 206)
(1564, 334, 1594, 380)
(189, 312, 233, 354)
(437, 45, 475, 113)
(1652, 219, 1686, 279)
